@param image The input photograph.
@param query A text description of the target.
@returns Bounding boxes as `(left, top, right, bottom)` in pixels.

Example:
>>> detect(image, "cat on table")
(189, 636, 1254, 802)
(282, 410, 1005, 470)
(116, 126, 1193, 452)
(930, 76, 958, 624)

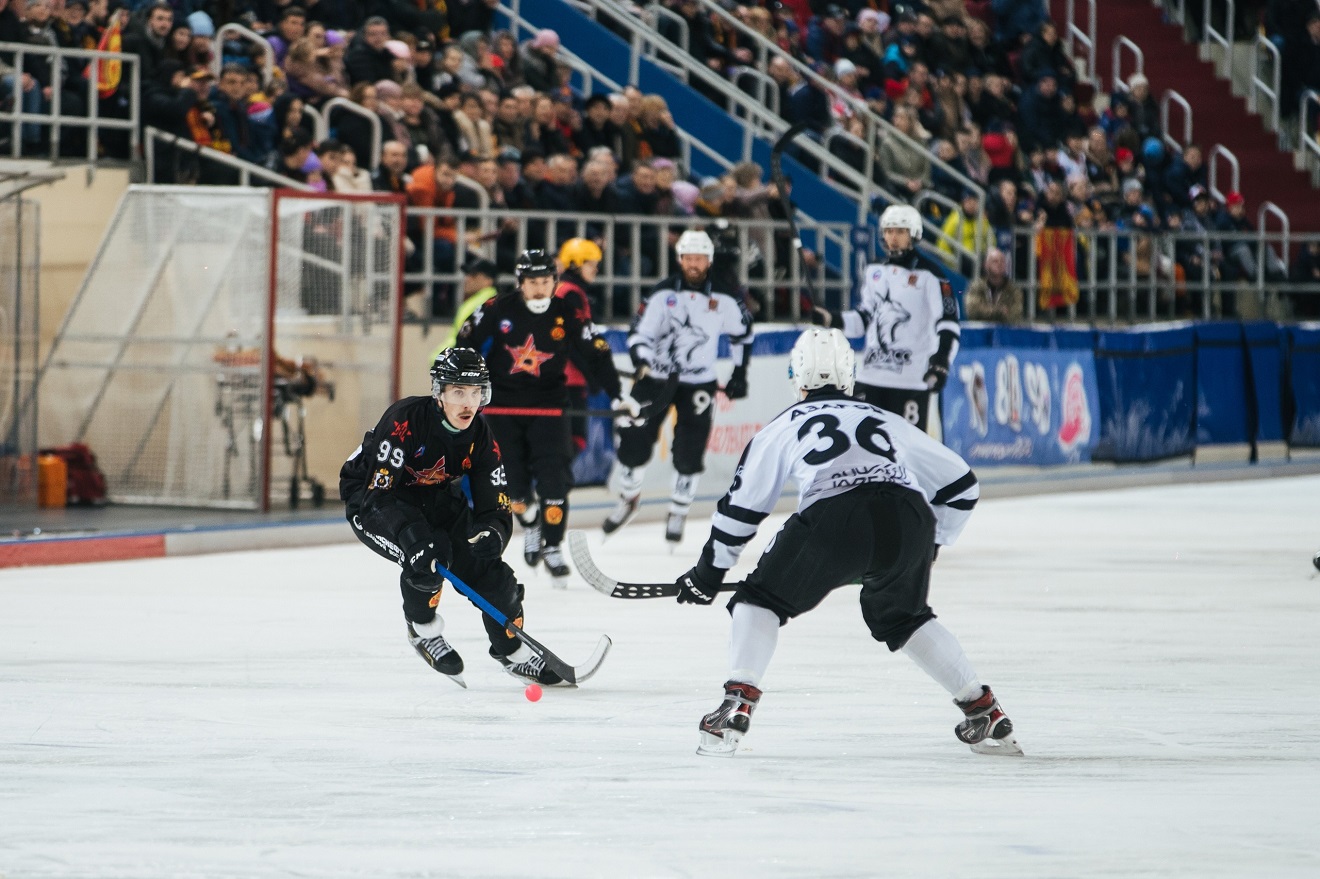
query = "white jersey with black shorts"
(697, 390, 979, 650)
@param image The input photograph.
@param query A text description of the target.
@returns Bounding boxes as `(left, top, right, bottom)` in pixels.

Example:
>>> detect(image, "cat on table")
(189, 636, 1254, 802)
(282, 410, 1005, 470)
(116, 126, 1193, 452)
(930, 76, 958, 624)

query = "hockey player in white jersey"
(822, 204, 959, 431)
(603, 230, 755, 544)
(675, 327, 1020, 758)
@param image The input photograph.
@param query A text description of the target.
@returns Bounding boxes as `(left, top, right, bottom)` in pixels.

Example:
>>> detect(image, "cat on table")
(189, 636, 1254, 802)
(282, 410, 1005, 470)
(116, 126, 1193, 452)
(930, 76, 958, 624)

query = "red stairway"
(1049, 0, 1320, 230)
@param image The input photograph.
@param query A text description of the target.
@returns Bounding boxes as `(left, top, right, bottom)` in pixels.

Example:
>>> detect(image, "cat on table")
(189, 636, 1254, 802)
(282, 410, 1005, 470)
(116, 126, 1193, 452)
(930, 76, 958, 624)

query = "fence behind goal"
(37, 186, 403, 510)
(0, 196, 40, 508)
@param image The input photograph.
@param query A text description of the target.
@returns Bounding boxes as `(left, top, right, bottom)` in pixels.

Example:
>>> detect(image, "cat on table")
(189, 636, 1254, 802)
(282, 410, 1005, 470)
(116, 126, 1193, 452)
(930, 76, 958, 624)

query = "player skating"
(818, 204, 959, 431)
(459, 249, 637, 587)
(339, 348, 568, 687)
(674, 327, 1021, 757)
(602, 230, 755, 545)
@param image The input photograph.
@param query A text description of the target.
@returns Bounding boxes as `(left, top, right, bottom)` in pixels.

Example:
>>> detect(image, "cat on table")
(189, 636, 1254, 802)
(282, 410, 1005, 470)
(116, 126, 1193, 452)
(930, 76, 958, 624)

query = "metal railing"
(319, 97, 382, 172)
(1064, 0, 1098, 82)
(1299, 91, 1320, 186)
(404, 207, 852, 323)
(1207, 143, 1240, 200)
(144, 126, 312, 189)
(524, 0, 985, 250)
(682, 0, 987, 227)
(1201, 0, 1235, 76)
(1002, 225, 1313, 323)
(1111, 36, 1143, 95)
(210, 23, 276, 87)
(0, 41, 140, 162)
(1248, 34, 1282, 135)
(1161, 90, 1193, 152)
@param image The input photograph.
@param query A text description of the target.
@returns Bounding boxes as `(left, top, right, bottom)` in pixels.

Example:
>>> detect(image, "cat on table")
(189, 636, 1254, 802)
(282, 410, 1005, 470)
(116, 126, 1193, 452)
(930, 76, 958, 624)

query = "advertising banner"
(942, 347, 1101, 466)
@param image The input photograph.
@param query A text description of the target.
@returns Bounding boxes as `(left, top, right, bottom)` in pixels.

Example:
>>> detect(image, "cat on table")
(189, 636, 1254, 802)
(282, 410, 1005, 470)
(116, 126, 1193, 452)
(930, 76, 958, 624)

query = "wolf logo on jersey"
(656, 313, 711, 374)
(863, 292, 914, 373)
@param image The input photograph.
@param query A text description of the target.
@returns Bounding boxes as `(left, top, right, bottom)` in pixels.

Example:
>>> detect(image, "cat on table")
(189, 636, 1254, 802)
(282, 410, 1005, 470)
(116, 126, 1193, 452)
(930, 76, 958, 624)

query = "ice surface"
(2, 476, 1319, 878)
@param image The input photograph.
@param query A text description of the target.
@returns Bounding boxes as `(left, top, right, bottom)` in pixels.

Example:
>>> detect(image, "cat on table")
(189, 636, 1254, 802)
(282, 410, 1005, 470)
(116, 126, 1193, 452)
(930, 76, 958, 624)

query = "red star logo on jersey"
(405, 456, 447, 485)
(390, 420, 411, 441)
(506, 334, 555, 377)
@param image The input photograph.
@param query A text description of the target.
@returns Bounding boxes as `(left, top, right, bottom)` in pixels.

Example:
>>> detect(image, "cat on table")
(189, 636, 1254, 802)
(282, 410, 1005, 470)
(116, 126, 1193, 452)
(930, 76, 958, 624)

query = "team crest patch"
(593, 337, 610, 351)
(554, 316, 564, 325)
(908, 274, 918, 286)
(550, 327, 565, 340)
(370, 468, 393, 490)
(665, 294, 678, 307)
(506, 334, 555, 376)
(413, 445, 426, 457)
(390, 420, 411, 441)
(544, 506, 564, 525)
(708, 298, 719, 311)
(500, 319, 512, 333)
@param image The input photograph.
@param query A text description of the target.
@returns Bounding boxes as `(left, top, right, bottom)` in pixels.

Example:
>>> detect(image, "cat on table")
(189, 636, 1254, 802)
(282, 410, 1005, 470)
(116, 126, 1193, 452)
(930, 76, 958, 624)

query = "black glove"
(467, 525, 505, 560)
(676, 560, 725, 605)
(924, 356, 949, 393)
(724, 366, 748, 400)
(399, 523, 452, 577)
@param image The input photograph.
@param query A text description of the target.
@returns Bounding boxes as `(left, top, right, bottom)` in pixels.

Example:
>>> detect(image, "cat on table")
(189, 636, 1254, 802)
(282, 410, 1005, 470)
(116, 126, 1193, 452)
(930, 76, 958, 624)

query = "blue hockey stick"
(433, 561, 611, 685)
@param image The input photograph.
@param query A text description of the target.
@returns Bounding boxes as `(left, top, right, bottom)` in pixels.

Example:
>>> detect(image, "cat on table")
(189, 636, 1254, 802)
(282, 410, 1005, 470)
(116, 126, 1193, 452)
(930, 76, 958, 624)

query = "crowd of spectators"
(2, 0, 1316, 319)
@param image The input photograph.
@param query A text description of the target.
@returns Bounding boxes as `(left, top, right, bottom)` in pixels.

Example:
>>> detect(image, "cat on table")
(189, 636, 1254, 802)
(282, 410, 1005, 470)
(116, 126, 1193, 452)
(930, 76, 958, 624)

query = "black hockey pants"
(614, 376, 717, 475)
(856, 382, 935, 432)
(730, 483, 937, 651)
(347, 498, 526, 658)
(485, 412, 574, 547)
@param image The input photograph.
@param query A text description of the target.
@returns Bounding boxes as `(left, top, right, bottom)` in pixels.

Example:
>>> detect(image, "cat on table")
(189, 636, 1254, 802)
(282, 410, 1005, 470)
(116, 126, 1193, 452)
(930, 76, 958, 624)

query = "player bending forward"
(339, 348, 564, 688)
(674, 327, 1021, 757)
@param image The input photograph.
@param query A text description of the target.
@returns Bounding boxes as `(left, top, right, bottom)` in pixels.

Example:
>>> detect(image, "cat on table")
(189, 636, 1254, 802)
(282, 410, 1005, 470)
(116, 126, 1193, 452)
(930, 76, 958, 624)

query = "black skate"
(490, 645, 568, 687)
(407, 621, 466, 688)
(541, 544, 570, 589)
(665, 511, 686, 546)
(520, 510, 542, 567)
(602, 494, 640, 536)
(697, 680, 762, 757)
(954, 685, 1022, 756)
(1313, 550, 1319, 573)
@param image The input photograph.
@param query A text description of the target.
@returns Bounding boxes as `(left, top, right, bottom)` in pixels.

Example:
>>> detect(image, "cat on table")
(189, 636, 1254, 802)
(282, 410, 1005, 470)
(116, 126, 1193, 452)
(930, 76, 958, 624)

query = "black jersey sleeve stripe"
(932, 470, 978, 506)
(946, 497, 978, 511)
(714, 499, 769, 525)
(710, 525, 754, 548)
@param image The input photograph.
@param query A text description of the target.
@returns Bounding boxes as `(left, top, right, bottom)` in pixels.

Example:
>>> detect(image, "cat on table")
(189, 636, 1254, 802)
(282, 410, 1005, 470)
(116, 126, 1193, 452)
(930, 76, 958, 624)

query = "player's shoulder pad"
(913, 250, 952, 282)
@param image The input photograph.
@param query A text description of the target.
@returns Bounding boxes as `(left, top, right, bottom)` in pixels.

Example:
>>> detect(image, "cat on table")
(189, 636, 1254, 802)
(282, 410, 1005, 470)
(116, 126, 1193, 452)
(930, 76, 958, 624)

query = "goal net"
(38, 186, 403, 510)
(0, 196, 40, 508)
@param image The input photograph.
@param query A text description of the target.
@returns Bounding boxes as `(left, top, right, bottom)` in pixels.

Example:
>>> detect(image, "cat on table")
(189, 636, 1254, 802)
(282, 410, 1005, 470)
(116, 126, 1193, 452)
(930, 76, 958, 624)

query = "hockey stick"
(433, 560, 611, 684)
(567, 530, 740, 600)
(483, 405, 623, 418)
(769, 123, 834, 324)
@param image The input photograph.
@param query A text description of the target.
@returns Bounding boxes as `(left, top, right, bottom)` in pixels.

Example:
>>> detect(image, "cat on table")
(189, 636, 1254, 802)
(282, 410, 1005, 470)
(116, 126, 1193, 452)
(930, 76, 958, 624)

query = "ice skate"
(601, 494, 640, 536)
(519, 510, 542, 567)
(665, 511, 686, 547)
(407, 619, 466, 688)
(491, 644, 569, 687)
(696, 681, 762, 757)
(954, 685, 1022, 756)
(541, 544, 570, 589)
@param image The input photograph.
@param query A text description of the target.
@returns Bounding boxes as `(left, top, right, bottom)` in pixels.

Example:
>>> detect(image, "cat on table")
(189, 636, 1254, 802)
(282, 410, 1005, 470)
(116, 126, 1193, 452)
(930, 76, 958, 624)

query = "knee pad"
(614, 464, 645, 498)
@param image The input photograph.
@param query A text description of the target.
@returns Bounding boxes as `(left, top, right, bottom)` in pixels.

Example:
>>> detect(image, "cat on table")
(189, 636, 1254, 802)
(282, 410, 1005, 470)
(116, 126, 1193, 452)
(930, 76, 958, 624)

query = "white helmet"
(789, 327, 855, 397)
(879, 204, 923, 241)
(674, 229, 715, 258)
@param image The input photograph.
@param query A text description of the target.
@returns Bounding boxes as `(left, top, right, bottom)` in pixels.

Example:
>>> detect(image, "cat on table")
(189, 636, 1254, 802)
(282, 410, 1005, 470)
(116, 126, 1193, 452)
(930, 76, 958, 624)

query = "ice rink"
(3, 475, 1319, 878)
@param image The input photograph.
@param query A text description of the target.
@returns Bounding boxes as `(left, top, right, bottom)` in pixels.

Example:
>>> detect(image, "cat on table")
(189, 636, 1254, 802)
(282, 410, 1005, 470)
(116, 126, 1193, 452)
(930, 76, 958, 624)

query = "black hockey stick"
(433, 560, 611, 684)
(567, 530, 739, 600)
(769, 122, 829, 323)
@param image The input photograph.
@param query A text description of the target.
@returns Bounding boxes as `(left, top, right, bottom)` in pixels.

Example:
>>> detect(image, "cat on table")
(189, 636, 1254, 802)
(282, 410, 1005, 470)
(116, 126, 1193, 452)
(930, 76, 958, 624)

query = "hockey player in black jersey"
(339, 348, 563, 688)
(602, 230, 755, 545)
(459, 249, 638, 587)
(817, 204, 959, 431)
(675, 327, 1020, 757)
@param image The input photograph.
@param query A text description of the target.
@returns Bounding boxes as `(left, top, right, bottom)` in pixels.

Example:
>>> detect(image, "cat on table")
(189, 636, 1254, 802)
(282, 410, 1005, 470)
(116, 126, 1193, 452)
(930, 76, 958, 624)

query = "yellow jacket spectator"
(938, 189, 994, 276)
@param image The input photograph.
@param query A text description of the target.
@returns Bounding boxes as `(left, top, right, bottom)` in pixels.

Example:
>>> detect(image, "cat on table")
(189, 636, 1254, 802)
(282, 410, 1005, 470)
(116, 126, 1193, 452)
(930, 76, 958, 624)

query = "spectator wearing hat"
(1214, 191, 1287, 287)
(520, 28, 561, 92)
(439, 258, 500, 350)
(573, 93, 620, 157)
(980, 126, 1019, 186)
(344, 17, 394, 85)
(939, 187, 993, 275)
(964, 247, 1025, 322)
(806, 4, 849, 65)
(1118, 73, 1161, 145)
(1172, 185, 1221, 309)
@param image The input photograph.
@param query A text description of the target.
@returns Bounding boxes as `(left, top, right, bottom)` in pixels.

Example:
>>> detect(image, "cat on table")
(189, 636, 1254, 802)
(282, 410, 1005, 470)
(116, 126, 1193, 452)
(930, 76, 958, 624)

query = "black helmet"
(430, 347, 492, 406)
(514, 249, 556, 282)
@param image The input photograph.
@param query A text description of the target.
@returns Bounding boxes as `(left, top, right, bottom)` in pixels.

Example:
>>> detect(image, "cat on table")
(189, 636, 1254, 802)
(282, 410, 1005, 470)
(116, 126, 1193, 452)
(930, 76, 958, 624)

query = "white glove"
(612, 393, 642, 422)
